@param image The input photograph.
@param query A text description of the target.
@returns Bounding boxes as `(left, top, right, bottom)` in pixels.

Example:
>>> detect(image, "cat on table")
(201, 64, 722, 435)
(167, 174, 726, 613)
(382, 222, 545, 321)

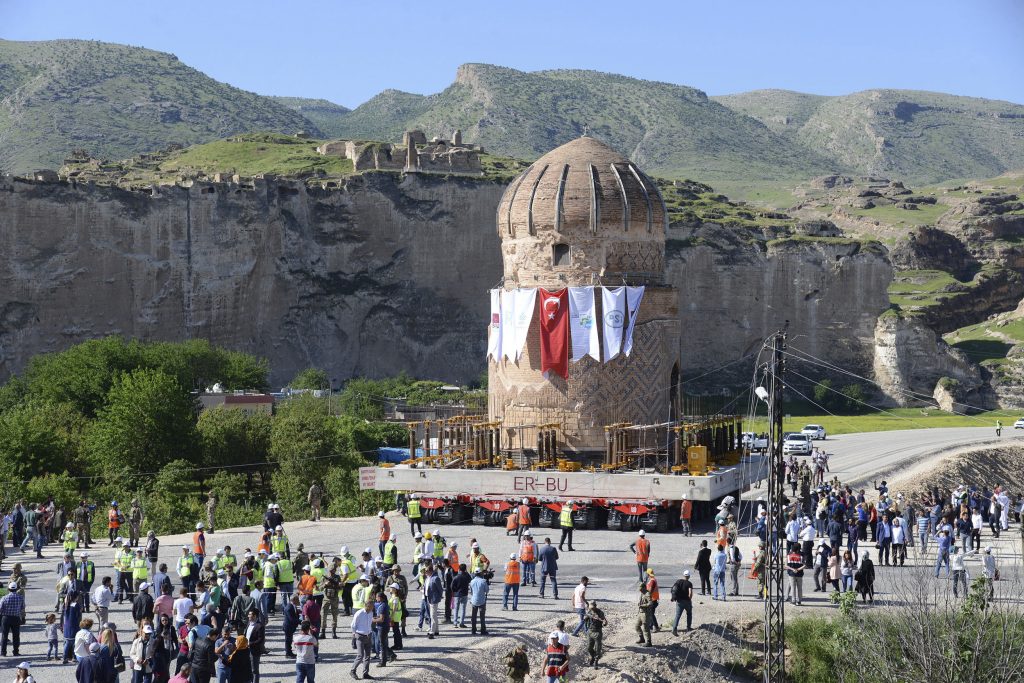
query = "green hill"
(325, 64, 840, 183)
(714, 88, 1024, 183)
(0, 39, 320, 174)
(269, 96, 350, 137)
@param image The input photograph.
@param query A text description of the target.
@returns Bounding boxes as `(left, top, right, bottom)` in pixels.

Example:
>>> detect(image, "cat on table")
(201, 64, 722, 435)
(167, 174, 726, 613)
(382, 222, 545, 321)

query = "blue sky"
(3, 0, 1023, 107)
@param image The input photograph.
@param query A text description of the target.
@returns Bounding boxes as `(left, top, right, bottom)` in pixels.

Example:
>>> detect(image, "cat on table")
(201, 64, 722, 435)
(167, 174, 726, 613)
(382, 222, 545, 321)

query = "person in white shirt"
(785, 515, 800, 545)
(173, 587, 194, 628)
(293, 619, 317, 682)
(350, 603, 374, 680)
(92, 578, 113, 629)
(570, 577, 588, 637)
(73, 618, 97, 660)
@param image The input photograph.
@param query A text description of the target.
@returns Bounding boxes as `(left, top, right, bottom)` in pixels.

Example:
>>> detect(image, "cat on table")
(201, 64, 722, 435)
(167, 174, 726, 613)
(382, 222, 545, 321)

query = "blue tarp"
(377, 447, 420, 464)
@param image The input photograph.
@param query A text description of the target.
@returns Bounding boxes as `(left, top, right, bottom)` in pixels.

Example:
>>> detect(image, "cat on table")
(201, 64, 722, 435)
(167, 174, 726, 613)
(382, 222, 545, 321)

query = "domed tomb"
(495, 136, 667, 287)
(489, 137, 680, 454)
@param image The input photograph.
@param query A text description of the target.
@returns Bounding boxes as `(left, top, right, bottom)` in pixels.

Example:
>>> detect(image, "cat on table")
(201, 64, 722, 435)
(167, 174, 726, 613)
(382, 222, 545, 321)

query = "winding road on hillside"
(814, 426, 1022, 486)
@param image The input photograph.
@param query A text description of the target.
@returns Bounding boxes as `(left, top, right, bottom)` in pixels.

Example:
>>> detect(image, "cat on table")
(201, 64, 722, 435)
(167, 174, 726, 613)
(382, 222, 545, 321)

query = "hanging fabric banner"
(486, 289, 503, 361)
(623, 286, 646, 357)
(509, 288, 537, 362)
(538, 288, 569, 379)
(568, 286, 600, 363)
(601, 286, 627, 362)
(499, 287, 517, 361)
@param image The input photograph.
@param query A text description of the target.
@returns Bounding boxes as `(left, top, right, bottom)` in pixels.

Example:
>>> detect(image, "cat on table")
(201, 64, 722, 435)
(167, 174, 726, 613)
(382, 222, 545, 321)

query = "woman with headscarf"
(227, 634, 253, 683)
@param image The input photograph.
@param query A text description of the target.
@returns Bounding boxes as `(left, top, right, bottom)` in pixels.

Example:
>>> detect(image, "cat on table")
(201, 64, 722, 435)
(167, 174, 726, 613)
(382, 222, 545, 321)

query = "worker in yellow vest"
(131, 548, 149, 596)
(271, 525, 290, 559)
(388, 583, 404, 650)
(339, 546, 358, 616)
(222, 545, 237, 571)
(502, 553, 521, 611)
(382, 534, 399, 571)
(311, 557, 327, 606)
(177, 546, 196, 597)
(262, 553, 279, 615)
(406, 494, 423, 537)
(352, 574, 370, 611)
(431, 529, 446, 562)
(277, 553, 295, 604)
(559, 500, 576, 552)
(62, 523, 77, 554)
(469, 543, 490, 578)
(115, 541, 133, 603)
(411, 532, 426, 581)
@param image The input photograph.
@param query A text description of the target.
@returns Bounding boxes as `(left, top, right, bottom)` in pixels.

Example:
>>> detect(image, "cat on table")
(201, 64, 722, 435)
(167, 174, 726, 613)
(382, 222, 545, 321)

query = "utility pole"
(764, 326, 787, 682)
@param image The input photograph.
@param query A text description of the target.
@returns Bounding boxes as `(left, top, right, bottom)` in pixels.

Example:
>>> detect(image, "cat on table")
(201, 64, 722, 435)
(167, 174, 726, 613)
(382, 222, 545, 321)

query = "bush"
(24, 472, 81, 514)
(786, 617, 844, 683)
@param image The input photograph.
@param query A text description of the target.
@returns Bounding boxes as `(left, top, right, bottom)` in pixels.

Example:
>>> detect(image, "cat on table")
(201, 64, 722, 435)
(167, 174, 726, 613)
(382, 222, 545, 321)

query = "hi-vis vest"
(383, 541, 397, 566)
(432, 537, 445, 559)
(414, 542, 426, 562)
(646, 575, 660, 601)
(63, 530, 76, 551)
(178, 555, 192, 577)
(518, 504, 531, 525)
(504, 560, 520, 585)
(388, 594, 402, 621)
(341, 557, 357, 584)
(131, 556, 149, 580)
(117, 550, 133, 572)
(277, 559, 294, 583)
(470, 552, 489, 574)
(271, 535, 288, 555)
(78, 561, 95, 583)
(518, 540, 536, 563)
(446, 548, 459, 570)
(635, 538, 651, 563)
(352, 584, 368, 610)
(222, 554, 237, 570)
(407, 500, 421, 519)
(311, 567, 326, 595)
(560, 508, 574, 528)
(263, 562, 277, 589)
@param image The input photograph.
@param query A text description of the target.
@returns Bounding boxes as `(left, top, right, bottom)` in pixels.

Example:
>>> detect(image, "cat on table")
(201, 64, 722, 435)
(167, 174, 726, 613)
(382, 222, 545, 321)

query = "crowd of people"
(0, 468, 1016, 683)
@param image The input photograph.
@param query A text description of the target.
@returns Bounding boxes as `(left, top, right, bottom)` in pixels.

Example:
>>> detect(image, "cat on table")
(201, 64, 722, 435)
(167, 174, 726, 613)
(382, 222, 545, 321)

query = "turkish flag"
(538, 288, 569, 379)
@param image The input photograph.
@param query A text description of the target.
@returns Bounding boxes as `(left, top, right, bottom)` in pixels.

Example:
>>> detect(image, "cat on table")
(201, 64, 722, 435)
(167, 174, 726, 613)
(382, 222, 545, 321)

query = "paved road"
(817, 426, 1019, 486)
(5, 425, 1020, 681)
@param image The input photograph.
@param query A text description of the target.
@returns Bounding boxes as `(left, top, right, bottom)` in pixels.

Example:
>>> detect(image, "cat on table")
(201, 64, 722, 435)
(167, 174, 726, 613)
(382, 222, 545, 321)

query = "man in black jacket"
(694, 541, 712, 595)
(131, 582, 154, 626)
(450, 564, 471, 628)
(245, 608, 266, 683)
(189, 629, 218, 683)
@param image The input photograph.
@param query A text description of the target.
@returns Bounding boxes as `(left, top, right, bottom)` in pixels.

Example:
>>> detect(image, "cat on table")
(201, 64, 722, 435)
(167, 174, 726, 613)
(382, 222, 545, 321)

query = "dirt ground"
(885, 444, 1024, 501)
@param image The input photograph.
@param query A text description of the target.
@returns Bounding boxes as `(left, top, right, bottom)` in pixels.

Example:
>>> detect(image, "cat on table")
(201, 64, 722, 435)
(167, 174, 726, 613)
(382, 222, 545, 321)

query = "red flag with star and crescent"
(537, 288, 569, 379)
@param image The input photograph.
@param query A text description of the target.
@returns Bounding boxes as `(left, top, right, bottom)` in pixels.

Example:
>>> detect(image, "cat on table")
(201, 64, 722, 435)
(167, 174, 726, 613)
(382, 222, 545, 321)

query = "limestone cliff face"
(667, 225, 893, 390)
(1, 175, 896, 390)
(872, 313, 989, 408)
(0, 173, 505, 386)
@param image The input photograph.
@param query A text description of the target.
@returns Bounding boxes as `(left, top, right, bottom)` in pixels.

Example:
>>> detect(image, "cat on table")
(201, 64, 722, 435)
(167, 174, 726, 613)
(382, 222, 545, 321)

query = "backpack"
(504, 648, 529, 678)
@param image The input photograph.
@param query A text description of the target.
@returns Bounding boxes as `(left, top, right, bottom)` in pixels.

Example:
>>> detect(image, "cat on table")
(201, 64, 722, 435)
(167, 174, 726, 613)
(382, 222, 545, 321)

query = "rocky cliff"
(0, 174, 895, 389)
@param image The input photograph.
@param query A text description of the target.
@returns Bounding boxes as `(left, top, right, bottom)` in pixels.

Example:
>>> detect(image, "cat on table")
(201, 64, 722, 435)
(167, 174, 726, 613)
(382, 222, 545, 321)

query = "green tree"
(812, 378, 834, 410)
(269, 396, 338, 510)
(337, 378, 387, 420)
(144, 459, 204, 534)
(0, 401, 86, 481)
(289, 368, 329, 391)
(87, 368, 198, 482)
(24, 472, 81, 513)
(25, 337, 141, 416)
(197, 407, 271, 469)
(841, 383, 866, 412)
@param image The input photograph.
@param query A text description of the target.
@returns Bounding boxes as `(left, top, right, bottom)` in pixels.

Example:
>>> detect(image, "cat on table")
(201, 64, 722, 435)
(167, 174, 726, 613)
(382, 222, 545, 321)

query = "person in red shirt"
(378, 512, 391, 559)
(543, 632, 568, 682)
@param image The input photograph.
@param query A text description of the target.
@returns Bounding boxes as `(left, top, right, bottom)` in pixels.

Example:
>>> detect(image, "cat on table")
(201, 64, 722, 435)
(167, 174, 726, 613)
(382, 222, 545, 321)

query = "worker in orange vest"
(192, 522, 206, 568)
(715, 519, 729, 547)
(445, 542, 459, 573)
(107, 501, 121, 546)
(505, 510, 518, 535)
(502, 553, 521, 611)
(516, 498, 532, 541)
(518, 531, 537, 587)
(378, 511, 391, 559)
(645, 568, 661, 632)
(679, 495, 693, 537)
(257, 530, 271, 556)
(629, 529, 651, 584)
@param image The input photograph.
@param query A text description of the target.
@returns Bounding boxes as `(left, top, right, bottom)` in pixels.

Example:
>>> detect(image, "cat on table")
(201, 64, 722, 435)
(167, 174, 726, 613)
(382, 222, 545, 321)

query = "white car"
(1014, 418, 1024, 430)
(783, 433, 812, 455)
(742, 432, 769, 452)
(801, 424, 827, 440)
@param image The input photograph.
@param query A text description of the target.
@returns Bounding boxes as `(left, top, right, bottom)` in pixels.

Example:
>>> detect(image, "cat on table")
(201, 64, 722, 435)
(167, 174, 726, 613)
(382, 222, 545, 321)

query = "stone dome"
(495, 136, 667, 287)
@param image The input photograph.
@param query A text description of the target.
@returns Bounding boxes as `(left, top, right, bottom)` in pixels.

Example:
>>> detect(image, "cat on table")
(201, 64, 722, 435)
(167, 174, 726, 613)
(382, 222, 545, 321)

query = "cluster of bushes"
(0, 337, 409, 534)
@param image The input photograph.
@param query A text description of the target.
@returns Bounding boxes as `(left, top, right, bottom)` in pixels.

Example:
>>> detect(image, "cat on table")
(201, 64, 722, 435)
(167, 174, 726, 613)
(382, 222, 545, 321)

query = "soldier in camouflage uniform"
(128, 499, 143, 547)
(206, 491, 217, 534)
(634, 583, 654, 647)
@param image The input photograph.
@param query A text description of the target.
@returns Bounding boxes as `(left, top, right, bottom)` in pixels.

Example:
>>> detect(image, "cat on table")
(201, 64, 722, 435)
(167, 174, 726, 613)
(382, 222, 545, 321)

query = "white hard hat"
(359, 574, 369, 581)
(510, 553, 517, 560)
(270, 553, 281, 560)
(433, 529, 441, 536)
(471, 542, 479, 549)
(522, 498, 529, 505)
(683, 570, 690, 577)
(415, 532, 422, 538)
(66, 522, 73, 528)
(390, 583, 401, 590)
(258, 549, 268, 555)
(549, 632, 559, 640)
(275, 525, 283, 531)
(340, 546, 349, 554)
(378, 511, 385, 517)
(567, 500, 574, 505)
(524, 531, 532, 537)
(196, 522, 204, 529)
(390, 533, 397, 541)
(638, 529, 646, 536)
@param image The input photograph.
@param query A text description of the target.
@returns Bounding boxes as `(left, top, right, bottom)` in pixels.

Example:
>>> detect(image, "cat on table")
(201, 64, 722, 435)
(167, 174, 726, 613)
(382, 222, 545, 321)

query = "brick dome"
(495, 136, 667, 286)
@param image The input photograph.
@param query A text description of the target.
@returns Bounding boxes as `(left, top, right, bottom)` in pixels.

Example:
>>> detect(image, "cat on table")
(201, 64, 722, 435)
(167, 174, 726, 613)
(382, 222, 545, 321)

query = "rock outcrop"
(873, 313, 990, 409)
(889, 226, 978, 280)
(0, 173, 897, 390)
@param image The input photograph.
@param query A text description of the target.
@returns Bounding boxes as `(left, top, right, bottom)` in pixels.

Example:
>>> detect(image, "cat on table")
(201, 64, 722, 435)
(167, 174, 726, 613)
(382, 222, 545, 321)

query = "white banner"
(486, 289, 502, 361)
(499, 287, 516, 361)
(623, 286, 645, 356)
(568, 286, 600, 362)
(510, 288, 537, 362)
(601, 286, 626, 362)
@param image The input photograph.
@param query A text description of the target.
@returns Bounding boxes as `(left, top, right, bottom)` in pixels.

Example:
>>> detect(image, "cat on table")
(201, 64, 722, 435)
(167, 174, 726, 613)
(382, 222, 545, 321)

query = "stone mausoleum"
(488, 136, 681, 454)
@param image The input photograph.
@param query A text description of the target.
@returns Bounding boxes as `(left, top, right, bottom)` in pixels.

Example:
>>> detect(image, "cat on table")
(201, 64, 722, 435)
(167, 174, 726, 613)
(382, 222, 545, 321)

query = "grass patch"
(944, 317, 1024, 363)
(848, 201, 949, 226)
(745, 408, 1017, 436)
(158, 133, 354, 177)
(888, 269, 967, 309)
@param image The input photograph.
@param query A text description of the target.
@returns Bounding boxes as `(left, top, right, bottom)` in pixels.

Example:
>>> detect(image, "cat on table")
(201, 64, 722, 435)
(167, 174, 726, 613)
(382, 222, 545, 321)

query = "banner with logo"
(601, 286, 627, 362)
(623, 286, 646, 356)
(487, 289, 502, 361)
(568, 286, 600, 362)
